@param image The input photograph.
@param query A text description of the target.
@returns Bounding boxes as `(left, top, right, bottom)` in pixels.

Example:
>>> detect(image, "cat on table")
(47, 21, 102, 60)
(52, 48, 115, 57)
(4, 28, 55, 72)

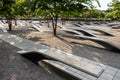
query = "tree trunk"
(51, 17, 54, 29)
(14, 17, 17, 26)
(51, 17, 55, 36)
(53, 27, 57, 36)
(51, 15, 58, 36)
(52, 14, 58, 36)
(8, 19, 12, 31)
(47, 19, 50, 28)
(55, 15, 58, 36)
(62, 19, 65, 25)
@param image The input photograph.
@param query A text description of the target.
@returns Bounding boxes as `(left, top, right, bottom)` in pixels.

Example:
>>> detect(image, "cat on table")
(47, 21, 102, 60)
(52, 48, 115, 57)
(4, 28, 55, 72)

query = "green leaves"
(0, 0, 101, 19)
(33, 0, 96, 18)
(0, 0, 15, 17)
(105, 0, 120, 20)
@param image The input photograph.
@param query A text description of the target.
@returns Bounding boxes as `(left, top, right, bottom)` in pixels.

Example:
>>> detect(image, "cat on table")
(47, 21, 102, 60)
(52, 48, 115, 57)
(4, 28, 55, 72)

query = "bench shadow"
(21, 51, 50, 65)
(56, 35, 73, 47)
(71, 41, 110, 52)
(56, 35, 111, 52)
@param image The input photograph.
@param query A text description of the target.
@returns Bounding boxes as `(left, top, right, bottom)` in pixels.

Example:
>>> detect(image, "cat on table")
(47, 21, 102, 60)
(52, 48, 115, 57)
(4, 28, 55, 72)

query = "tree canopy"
(29, 0, 100, 35)
(0, 0, 100, 35)
(105, 0, 120, 20)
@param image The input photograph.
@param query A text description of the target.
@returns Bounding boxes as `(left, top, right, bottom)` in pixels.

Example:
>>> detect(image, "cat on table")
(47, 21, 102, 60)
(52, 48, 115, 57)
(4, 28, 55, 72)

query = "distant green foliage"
(105, 0, 120, 20)
(0, 0, 16, 17)
(30, 0, 100, 35)
(0, 0, 100, 19)
(81, 9, 105, 18)
(0, 0, 100, 34)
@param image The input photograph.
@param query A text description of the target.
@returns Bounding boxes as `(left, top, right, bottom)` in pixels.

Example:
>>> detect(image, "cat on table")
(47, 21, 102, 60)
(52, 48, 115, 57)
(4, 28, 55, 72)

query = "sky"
(93, 0, 112, 10)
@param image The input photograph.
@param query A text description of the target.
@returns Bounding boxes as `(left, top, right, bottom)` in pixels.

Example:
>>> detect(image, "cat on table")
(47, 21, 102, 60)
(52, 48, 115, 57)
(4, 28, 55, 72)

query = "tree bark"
(51, 17, 54, 29)
(51, 14, 58, 36)
(53, 27, 57, 36)
(51, 17, 56, 36)
(8, 18, 12, 31)
(47, 18, 50, 28)
(14, 17, 17, 26)
(54, 15, 58, 36)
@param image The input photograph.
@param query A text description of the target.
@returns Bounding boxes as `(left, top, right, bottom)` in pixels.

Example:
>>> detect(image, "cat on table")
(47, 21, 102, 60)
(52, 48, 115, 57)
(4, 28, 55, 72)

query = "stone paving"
(0, 32, 120, 80)
(0, 40, 62, 80)
(42, 60, 120, 80)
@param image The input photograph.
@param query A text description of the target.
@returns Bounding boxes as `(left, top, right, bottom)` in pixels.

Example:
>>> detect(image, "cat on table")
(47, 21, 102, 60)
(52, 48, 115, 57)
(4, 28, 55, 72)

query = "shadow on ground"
(56, 36, 120, 69)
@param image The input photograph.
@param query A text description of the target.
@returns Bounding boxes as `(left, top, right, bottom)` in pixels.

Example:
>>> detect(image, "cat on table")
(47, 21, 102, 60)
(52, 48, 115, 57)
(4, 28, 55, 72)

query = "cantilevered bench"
(0, 32, 104, 78)
(30, 24, 42, 32)
(67, 27, 96, 37)
(71, 24, 113, 36)
(82, 26, 113, 36)
(1, 32, 120, 80)
(90, 29, 113, 36)
(0, 41, 61, 80)
(57, 31, 120, 53)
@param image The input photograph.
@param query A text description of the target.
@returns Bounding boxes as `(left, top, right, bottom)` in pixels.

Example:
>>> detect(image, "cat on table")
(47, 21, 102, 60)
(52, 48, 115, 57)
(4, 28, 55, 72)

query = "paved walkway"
(0, 32, 120, 80)
(0, 40, 62, 80)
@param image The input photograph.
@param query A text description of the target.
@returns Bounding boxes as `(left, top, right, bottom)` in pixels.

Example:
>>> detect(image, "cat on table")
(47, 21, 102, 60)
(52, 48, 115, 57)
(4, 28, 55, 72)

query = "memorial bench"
(0, 32, 120, 80)
(57, 30, 120, 53)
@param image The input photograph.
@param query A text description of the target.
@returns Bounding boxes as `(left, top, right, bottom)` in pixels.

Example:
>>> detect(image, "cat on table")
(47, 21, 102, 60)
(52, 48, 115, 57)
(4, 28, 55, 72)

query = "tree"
(0, 0, 16, 31)
(0, 0, 31, 30)
(105, 0, 120, 20)
(32, 0, 99, 36)
(12, 0, 27, 25)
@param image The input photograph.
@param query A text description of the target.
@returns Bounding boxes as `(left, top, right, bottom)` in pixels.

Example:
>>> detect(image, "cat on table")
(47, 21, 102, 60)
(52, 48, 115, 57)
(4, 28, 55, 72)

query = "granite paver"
(0, 32, 103, 77)
(0, 40, 61, 80)
(0, 32, 120, 80)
